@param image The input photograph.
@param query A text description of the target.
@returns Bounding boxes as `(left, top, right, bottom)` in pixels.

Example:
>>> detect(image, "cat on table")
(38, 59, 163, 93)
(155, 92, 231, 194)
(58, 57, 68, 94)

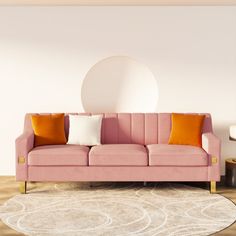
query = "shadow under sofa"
(15, 113, 221, 194)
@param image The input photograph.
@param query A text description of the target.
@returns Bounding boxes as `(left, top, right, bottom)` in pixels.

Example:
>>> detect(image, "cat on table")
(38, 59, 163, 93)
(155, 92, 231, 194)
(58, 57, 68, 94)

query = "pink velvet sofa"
(15, 113, 221, 194)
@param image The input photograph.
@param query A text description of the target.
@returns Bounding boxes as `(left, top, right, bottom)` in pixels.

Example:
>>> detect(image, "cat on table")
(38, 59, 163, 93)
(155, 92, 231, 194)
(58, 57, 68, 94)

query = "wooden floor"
(0, 176, 236, 236)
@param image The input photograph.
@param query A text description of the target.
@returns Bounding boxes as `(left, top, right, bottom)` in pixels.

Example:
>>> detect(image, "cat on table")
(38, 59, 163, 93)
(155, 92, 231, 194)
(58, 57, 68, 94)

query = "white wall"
(0, 6, 236, 175)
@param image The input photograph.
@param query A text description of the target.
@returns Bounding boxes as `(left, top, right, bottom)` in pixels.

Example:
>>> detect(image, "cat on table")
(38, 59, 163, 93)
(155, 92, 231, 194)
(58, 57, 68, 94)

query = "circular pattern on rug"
(0, 183, 236, 236)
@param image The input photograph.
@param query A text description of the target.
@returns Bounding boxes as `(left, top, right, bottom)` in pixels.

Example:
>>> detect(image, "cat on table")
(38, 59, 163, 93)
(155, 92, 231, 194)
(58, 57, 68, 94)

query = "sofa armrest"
(15, 132, 34, 181)
(202, 132, 221, 165)
(202, 132, 221, 182)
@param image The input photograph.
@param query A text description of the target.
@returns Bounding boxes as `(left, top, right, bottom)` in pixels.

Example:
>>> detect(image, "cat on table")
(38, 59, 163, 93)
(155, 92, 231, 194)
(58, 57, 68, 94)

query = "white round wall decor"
(81, 56, 158, 112)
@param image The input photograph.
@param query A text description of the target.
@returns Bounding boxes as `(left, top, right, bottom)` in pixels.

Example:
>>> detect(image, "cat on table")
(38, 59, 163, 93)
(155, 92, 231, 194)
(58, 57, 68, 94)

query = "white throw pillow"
(67, 115, 103, 146)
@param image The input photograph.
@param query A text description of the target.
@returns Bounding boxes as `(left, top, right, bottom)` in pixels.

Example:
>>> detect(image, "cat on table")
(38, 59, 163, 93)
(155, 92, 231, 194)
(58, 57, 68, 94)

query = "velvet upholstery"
(202, 132, 221, 181)
(15, 113, 221, 185)
(28, 166, 209, 182)
(24, 113, 212, 145)
(147, 144, 208, 166)
(15, 132, 34, 180)
(89, 144, 148, 166)
(28, 145, 89, 166)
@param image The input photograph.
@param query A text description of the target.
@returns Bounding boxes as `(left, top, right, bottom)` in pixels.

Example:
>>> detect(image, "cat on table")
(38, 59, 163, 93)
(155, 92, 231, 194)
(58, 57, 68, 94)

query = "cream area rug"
(0, 183, 236, 236)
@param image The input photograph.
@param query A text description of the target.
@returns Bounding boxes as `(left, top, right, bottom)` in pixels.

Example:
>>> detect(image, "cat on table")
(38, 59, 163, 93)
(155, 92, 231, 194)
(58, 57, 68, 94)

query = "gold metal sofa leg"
(19, 181, 27, 194)
(210, 181, 216, 193)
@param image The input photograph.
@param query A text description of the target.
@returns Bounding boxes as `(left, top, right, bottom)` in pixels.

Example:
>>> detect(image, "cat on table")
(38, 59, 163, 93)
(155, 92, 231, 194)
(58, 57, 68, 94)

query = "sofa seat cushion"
(147, 144, 208, 166)
(89, 144, 148, 166)
(28, 145, 89, 166)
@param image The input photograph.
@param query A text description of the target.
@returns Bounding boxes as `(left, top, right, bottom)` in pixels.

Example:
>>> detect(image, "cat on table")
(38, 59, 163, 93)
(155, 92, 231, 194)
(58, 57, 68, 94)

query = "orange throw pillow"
(31, 113, 67, 146)
(168, 113, 205, 147)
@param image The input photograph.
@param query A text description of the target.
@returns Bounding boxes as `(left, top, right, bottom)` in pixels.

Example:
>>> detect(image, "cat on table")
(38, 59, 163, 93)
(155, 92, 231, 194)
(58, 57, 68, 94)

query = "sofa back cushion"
(24, 113, 212, 146)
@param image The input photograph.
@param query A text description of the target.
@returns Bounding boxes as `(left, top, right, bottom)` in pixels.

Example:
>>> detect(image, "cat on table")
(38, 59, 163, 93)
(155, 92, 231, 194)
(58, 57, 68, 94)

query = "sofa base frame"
(18, 180, 217, 194)
(18, 166, 219, 194)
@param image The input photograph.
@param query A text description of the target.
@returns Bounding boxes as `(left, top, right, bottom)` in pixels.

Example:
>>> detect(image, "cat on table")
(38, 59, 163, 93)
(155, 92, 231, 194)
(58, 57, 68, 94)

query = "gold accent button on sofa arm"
(18, 156, 25, 164)
(211, 156, 217, 164)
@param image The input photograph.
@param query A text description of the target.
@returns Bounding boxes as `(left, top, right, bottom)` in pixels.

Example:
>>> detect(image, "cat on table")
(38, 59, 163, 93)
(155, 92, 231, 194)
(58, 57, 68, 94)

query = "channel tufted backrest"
(100, 113, 158, 145)
(24, 113, 213, 145)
